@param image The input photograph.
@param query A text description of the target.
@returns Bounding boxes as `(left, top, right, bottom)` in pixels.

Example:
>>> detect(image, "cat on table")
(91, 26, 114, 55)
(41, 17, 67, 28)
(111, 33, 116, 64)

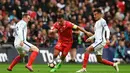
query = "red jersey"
(52, 21, 74, 43)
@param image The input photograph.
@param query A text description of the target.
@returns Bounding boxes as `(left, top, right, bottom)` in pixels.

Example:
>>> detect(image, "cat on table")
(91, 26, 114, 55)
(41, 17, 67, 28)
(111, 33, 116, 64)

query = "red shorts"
(54, 41, 72, 54)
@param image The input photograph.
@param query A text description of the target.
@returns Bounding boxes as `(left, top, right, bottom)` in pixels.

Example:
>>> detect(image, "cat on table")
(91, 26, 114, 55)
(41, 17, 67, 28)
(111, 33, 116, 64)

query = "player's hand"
(49, 29, 55, 33)
(85, 32, 93, 37)
(49, 30, 54, 33)
(48, 30, 56, 38)
(85, 39, 92, 43)
(20, 41, 24, 46)
(106, 39, 110, 45)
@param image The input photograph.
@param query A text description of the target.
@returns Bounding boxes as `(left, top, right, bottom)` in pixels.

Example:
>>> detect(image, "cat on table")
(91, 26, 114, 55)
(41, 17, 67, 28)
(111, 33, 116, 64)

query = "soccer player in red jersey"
(49, 13, 92, 72)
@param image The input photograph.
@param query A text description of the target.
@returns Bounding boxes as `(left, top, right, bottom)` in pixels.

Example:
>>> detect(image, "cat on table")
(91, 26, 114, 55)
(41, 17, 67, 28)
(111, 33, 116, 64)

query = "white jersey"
(14, 20, 27, 45)
(94, 18, 110, 42)
(89, 18, 110, 55)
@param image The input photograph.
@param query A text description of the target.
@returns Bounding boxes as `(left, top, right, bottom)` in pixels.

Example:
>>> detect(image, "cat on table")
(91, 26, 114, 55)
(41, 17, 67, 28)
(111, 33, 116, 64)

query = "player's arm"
(102, 21, 110, 44)
(85, 34, 95, 42)
(48, 24, 58, 38)
(104, 26, 110, 40)
(49, 26, 58, 33)
(87, 34, 95, 40)
(72, 24, 93, 37)
(72, 29, 80, 34)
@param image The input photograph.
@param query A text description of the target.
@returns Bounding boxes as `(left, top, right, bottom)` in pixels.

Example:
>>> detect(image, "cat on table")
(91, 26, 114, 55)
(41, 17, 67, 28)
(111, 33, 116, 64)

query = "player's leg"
(23, 41, 39, 72)
(53, 51, 67, 70)
(7, 47, 26, 71)
(53, 49, 60, 62)
(50, 43, 72, 72)
(50, 42, 62, 72)
(60, 43, 73, 63)
(96, 50, 120, 72)
(50, 49, 61, 72)
(51, 42, 62, 64)
(96, 55, 114, 66)
(27, 46, 39, 66)
(76, 45, 94, 72)
(95, 42, 120, 72)
(69, 42, 77, 63)
(53, 46, 70, 70)
(69, 48, 76, 62)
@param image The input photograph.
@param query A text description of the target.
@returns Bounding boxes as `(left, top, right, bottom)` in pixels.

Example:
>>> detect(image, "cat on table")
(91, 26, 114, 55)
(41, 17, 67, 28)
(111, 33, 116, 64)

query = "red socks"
(102, 59, 114, 66)
(27, 51, 38, 66)
(8, 51, 38, 70)
(82, 53, 89, 68)
(82, 53, 114, 69)
(9, 55, 21, 69)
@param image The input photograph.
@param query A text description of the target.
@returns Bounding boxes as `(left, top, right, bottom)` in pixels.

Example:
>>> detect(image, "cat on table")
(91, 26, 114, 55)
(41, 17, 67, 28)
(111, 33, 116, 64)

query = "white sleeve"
(102, 20, 110, 39)
(88, 34, 95, 40)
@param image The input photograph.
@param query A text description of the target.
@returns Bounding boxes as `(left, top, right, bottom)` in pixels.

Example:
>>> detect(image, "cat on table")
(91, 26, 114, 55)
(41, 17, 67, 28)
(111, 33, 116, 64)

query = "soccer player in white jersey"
(76, 9, 120, 72)
(7, 14, 39, 72)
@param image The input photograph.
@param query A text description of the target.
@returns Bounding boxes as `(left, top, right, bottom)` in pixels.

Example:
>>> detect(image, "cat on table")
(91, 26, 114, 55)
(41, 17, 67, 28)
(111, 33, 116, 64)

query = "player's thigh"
(23, 41, 39, 52)
(62, 43, 72, 56)
(91, 41, 105, 55)
(91, 41, 103, 50)
(21, 41, 33, 52)
(53, 42, 63, 56)
(86, 45, 94, 53)
(94, 44, 104, 55)
(53, 49, 60, 56)
(54, 41, 63, 51)
(14, 45, 26, 56)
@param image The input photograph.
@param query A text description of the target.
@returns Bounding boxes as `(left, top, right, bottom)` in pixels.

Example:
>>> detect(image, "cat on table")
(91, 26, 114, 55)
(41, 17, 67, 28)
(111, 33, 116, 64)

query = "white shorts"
(91, 41, 106, 55)
(14, 41, 33, 54)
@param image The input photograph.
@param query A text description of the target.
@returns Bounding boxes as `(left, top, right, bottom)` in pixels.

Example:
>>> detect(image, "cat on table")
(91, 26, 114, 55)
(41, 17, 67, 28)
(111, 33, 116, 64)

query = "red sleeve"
(67, 21, 74, 29)
(51, 22, 58, 30)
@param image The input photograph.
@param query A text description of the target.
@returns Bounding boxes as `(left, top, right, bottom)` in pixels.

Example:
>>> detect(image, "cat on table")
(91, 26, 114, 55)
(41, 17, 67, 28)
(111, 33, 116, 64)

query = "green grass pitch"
(0, 63, 130, 73)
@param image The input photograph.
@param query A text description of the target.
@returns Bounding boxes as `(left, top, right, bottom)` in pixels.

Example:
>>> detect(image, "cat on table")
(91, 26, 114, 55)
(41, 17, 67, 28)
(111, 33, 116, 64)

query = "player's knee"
(86, 47, 94, 53)
(54, 49, 60, 57)
(35, 47, 39, 52)
(85, 49, 91, 53)
(54, 53, 59, 57)
(62, 52, 67, 57)
(30, 46, 39, 52)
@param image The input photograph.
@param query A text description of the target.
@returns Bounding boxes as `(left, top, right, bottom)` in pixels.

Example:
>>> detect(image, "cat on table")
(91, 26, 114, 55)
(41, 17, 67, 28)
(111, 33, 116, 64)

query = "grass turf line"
(0, 63, 129, 73)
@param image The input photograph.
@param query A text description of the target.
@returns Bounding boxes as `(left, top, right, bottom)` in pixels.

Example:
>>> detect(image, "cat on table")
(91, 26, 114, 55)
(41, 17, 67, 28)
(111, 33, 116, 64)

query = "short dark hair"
(57, 9, 64, 19)
(57, 14, 64, 19)
(93, 8, 102, 14)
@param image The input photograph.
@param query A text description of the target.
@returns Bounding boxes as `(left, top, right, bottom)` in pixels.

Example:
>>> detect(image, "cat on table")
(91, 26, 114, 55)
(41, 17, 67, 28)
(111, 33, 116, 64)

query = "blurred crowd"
(0, 0, 130, 59)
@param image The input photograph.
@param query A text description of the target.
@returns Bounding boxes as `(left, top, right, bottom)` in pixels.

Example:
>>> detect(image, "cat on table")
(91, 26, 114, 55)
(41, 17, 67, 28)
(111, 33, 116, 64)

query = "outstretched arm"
(87, 34, 95, 40)
(49, 24, 58, 33)
(73, 25, 93, 37)
(49, 28, 57, 33)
